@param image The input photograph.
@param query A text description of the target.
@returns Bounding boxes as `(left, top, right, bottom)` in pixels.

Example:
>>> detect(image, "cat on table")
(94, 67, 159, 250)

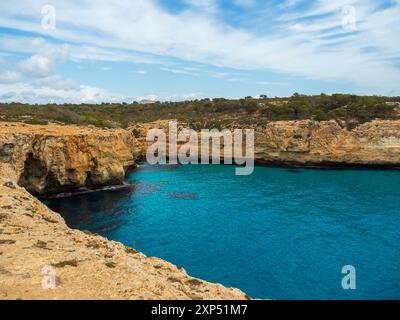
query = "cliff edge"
(0, 178, 247, 299)
(0, 122, 141, 195)
(129, 119, 400, 168)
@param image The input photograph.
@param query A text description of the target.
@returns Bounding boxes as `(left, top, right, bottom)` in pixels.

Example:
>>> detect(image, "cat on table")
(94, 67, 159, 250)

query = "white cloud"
(0, 71, 20, 83)
(0, 36, 46, 55)
(33, 75, 78, 91)
(0, 81, 127, 104)
(19, 54, 56, 77)
(255, 80, 288, 86)
(18, 45, 69, 78)
(160, 67, 199, 76)
(0, 0, 399, 96)
(136, 92, 201, 102)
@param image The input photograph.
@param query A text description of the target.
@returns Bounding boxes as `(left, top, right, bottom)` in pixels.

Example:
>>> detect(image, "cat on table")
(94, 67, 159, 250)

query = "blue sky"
(0, 0, 399, 103)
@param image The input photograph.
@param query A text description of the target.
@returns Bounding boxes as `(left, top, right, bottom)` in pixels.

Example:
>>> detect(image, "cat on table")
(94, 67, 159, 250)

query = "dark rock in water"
(133, 182, 161, 196)
(167, 192, 198, 200)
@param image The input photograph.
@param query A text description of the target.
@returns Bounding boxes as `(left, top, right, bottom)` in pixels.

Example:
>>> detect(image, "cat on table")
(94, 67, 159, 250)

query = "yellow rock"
(0, 122, 139, 195)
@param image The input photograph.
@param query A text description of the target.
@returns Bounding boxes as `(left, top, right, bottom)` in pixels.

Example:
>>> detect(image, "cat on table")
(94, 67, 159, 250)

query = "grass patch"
(52, 259, 78, 268)
(86, 240, 102, 249)
(23, 119, 49, 125)
(167, 277, 182, 284)
(105, 261, 116, 268)
(34, 240, 50, 250)
(0, 239, 16, 245)
(41, 216, 58, 223)
(0, 212, 8, 222)
(186, 279, 203, 286)
(124, 247, 138, 254)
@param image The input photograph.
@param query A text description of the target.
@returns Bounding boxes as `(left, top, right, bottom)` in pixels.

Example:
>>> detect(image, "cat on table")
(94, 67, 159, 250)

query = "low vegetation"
(52, 259, 78, 268)
(105, 261, 116, 268)
(1, 94, 399, 129)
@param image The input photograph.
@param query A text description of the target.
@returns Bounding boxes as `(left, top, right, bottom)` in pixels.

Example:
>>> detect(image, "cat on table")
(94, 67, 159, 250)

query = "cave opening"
(18, 153, 63, 195)
(18, 153, 48, 194)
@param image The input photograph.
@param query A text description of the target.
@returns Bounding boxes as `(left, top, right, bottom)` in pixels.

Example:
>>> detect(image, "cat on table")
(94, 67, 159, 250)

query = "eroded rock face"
(254, 120, 400, 167)
(1, 119, 399, 196)
(130, 119, 400, 168)
(0, 123, 139, 195)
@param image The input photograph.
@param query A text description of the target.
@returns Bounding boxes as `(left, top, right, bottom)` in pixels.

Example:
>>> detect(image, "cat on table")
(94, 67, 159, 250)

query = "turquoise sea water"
(45, 164, 400, 299)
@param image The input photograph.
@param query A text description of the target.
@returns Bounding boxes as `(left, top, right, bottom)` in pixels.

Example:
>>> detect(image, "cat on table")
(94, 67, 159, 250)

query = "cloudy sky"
(0, 0, 399, 103)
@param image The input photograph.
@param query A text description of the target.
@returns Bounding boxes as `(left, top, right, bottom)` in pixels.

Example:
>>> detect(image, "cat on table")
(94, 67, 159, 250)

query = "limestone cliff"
(130, 119, 400, 168)
(254, 120, 400, 167)
(0, 179, 247, 300)
(1, 120, 399, 197)
(0, 123, 141, 195)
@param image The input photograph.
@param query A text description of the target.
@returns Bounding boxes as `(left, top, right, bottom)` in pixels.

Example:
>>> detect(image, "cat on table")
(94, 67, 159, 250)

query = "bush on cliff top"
(0, 94, 398, 129)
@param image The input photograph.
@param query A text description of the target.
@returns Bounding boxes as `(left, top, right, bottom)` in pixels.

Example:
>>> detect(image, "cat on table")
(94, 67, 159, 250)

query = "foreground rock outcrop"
(0, 178, 247, 300)
(0, 123, 141, 195)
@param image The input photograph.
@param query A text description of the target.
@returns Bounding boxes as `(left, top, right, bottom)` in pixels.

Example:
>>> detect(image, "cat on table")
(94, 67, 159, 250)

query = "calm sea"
(45, 164, 400, 299)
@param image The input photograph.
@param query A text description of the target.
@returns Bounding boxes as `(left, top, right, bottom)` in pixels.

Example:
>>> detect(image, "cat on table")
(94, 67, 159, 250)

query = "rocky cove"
(1, 120, 400, 299)
(1, 120, 400, 195)
(0, 122, 248, 299)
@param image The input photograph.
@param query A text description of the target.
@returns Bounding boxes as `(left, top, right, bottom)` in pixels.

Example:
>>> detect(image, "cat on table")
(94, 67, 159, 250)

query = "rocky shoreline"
(0, 123, 249, 299)
(1, 120, 399, 197)
(1, 119, 400, 299)
(0, 178, 248, 300)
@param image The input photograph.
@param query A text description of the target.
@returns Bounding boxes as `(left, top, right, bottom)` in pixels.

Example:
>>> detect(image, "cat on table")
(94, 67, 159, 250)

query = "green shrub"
(23, 119, 49, 125)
